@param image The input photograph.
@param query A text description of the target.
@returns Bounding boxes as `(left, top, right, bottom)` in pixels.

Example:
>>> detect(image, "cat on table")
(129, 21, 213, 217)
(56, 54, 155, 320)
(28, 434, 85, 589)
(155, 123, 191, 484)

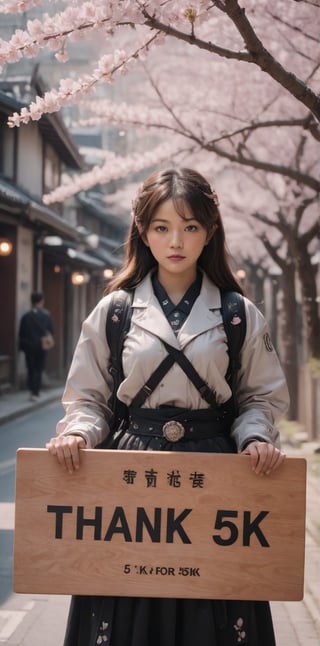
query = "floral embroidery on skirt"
(233, 616, 247, 643)
(96, 620, 110, 644)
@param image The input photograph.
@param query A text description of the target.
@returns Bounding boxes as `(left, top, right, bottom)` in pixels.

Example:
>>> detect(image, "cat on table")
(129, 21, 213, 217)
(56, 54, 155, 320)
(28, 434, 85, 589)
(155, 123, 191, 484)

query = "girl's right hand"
(46, 435, 86, 473)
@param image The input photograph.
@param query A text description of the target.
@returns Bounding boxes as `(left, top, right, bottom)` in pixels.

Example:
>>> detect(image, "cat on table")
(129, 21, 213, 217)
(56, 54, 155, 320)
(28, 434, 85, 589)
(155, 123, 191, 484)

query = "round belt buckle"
(162, 420, 185, 442)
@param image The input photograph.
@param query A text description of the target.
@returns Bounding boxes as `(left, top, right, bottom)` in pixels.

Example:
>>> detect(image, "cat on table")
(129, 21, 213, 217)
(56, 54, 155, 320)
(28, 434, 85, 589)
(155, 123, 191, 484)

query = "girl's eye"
(154, 225, 167, 232)
(185, 224, 198, 232)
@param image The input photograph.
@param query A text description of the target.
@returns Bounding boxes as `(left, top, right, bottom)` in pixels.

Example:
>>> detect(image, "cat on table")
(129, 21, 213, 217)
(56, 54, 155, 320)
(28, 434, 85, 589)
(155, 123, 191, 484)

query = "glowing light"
(0, 239, 13, 256)
(103, 268, 113, 279)
(71, 271, 89, 285)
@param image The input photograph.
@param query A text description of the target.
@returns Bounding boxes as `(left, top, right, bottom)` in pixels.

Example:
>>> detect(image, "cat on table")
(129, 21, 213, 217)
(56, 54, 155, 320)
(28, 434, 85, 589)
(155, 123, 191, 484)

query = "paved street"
(0, 388, 319, 645)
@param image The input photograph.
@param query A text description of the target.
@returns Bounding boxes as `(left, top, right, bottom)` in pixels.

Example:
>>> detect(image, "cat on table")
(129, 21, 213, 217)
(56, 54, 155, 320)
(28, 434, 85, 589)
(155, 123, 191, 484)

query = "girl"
(47, 167, 289, 646)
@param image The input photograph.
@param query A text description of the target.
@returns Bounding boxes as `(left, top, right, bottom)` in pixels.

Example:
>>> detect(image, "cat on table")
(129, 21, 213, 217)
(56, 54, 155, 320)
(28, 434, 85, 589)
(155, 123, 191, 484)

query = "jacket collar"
(132, 271, 222, 349)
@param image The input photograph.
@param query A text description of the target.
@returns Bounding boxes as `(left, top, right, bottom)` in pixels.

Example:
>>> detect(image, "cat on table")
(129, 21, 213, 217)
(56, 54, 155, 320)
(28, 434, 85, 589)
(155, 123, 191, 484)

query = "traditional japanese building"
(0, 77, 128, 392)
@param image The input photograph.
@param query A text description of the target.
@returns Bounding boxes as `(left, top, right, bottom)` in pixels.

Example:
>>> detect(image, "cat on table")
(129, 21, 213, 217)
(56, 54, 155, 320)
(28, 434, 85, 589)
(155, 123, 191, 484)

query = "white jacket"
(57, 272, 289, 451)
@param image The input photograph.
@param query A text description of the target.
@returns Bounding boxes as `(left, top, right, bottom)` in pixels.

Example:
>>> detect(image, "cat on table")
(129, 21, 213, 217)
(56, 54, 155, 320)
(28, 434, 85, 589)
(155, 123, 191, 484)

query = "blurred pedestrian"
(47, 167, 289, 646)
(19, 291, 54, 400)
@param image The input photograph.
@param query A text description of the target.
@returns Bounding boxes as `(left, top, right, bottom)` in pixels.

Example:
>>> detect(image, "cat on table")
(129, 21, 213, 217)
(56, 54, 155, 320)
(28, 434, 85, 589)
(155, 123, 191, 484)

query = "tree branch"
(77, 109, 320, 192)
(293, 197, 315, 232)
(206, 116, 320, 144)
(204, 140, 320, 191)
(219, 0, 320, 120)
(268, 11, 320, 44)
(141, 8, 252, 62)
(299, 214, 320, 245)
(143, 67, 195, 139)
(260, 236, 289, 271)
(292, 1, 320, 8)
(252, 211, 280, 229)
(294, 133, 308, 170)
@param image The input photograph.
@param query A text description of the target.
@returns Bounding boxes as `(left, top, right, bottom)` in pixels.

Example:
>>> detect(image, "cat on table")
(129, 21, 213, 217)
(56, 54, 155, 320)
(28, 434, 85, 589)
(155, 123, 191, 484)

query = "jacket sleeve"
(230, 298, 289, 452)
(18, 315, 28, 351)
(18, 312, 39, 352)
(56, 296, 114, 448)
(46, 311, 54, 335)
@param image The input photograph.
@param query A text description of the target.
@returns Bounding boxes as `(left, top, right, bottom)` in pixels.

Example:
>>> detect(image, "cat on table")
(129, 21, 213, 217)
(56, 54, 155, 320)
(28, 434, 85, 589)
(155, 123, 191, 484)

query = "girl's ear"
(205, 224, 218, 244)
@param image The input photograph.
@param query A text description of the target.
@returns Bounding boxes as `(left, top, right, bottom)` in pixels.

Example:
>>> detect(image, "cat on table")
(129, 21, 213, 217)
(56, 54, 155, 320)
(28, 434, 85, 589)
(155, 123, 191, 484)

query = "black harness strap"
(162, 341, 217, 407)
(130, 354, 174, 408)
(106, 288, 246, 423)
(130, 341, 217, 408)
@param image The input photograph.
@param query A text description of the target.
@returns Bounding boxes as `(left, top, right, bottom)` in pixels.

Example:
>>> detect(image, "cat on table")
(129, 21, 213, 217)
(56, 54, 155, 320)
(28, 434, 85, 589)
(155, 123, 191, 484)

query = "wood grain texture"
(14, 449, 306, 600)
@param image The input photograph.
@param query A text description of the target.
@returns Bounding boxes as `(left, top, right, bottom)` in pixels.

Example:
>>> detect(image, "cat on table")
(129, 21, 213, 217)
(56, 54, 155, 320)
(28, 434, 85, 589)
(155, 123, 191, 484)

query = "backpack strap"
(220, 290, 246, 415)
(106, 289, 133, 430)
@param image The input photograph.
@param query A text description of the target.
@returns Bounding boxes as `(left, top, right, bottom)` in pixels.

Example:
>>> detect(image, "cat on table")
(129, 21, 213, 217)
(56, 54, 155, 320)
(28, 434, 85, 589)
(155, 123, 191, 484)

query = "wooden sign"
(14, 448, 306, 600)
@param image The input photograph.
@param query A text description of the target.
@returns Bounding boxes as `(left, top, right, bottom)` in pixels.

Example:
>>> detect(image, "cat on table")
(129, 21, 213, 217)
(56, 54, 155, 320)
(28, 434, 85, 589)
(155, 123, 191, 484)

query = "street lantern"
(71, 271, 89, 285)
(103, 268, 114, 280)
(0, 239, 13, 256)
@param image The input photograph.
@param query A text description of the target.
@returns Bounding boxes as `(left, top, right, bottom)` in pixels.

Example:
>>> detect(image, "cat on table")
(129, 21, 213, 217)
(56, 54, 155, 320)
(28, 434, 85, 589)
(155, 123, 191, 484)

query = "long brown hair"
(105, 167, 243, 295)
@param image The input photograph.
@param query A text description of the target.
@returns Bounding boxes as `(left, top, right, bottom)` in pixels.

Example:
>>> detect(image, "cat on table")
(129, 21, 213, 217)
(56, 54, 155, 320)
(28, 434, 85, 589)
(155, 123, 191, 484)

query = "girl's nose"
(170, 232, 183, 248)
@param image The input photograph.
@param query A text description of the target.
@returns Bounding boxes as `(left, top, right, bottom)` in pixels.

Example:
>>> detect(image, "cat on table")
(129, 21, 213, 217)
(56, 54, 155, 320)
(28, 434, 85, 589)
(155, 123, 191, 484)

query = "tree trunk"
(295, 242, 320, 360)
(244, 264, 266, 314)
(279, 264, 299, 420)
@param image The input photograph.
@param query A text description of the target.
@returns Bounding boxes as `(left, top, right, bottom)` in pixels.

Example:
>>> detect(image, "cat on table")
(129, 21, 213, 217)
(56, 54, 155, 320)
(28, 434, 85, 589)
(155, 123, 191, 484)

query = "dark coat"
(19, 308, 54, 353)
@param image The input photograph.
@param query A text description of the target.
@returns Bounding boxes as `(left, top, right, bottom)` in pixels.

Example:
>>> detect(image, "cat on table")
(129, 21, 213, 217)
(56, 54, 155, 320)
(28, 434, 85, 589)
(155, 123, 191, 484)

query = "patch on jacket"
(230, 314, 242, 326)
(263, 333, 274, 352)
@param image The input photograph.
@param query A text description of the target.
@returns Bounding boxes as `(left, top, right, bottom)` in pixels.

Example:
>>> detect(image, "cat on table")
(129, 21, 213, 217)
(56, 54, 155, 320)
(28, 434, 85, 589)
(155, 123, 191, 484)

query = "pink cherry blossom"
(0, 0, 42, 14)
(55, 50, 69, 63)
(19, 107, 31, 125)
(10, 29, 32, 50)
(0, 0, 318, 124)
(26, 18, 44, 39)
(7, 112, 21, 128)
(4, 32, 161, 126)
(29, 102, 44, 121)
(42, 141, 182, 204)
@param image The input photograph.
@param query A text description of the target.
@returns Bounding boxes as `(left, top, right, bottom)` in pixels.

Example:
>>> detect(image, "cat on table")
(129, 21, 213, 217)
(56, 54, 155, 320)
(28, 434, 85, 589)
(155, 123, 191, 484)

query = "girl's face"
(143, 198, 213, 283)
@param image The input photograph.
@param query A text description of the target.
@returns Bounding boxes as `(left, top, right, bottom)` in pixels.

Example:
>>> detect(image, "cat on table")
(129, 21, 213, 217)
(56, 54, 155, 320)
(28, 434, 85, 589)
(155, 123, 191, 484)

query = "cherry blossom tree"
(0, 3, 319, 213)
(217, 162, 318, 418)
(241, 244, 299, 420)
(0, 2, 319, 128)
(255, 201, 318, 421)
(1, 1, 319, 404)
(1, 2, 318, 252)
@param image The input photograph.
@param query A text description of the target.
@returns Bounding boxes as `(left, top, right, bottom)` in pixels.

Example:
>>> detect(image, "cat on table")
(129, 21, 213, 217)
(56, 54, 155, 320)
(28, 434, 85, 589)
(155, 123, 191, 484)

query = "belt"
(127, 406, 234, 443)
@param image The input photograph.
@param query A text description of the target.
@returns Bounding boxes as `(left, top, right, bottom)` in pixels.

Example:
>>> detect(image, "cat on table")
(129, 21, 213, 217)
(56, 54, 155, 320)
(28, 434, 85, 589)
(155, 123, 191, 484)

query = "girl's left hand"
(241, 440, 286, 476)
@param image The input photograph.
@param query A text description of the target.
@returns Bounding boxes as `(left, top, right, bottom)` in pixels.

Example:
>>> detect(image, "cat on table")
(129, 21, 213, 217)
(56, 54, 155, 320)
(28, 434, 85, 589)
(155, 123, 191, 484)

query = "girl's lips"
(168, 255, 185, 260)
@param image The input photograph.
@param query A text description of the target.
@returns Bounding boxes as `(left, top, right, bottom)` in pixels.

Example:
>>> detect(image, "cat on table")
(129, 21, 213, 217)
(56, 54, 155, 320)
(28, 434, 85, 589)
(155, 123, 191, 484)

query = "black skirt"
(64, 410, 276, 646)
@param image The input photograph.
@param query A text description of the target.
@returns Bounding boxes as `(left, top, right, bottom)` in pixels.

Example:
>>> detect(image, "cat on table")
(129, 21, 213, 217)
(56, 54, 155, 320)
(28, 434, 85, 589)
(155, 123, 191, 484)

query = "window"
(0, 114, 16, 180)
(43, 143, 60, 193)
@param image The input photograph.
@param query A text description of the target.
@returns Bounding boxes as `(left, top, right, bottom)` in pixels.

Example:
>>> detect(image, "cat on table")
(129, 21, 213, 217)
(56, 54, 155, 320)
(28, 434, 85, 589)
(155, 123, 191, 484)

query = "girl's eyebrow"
(151, 216, 197, 223)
